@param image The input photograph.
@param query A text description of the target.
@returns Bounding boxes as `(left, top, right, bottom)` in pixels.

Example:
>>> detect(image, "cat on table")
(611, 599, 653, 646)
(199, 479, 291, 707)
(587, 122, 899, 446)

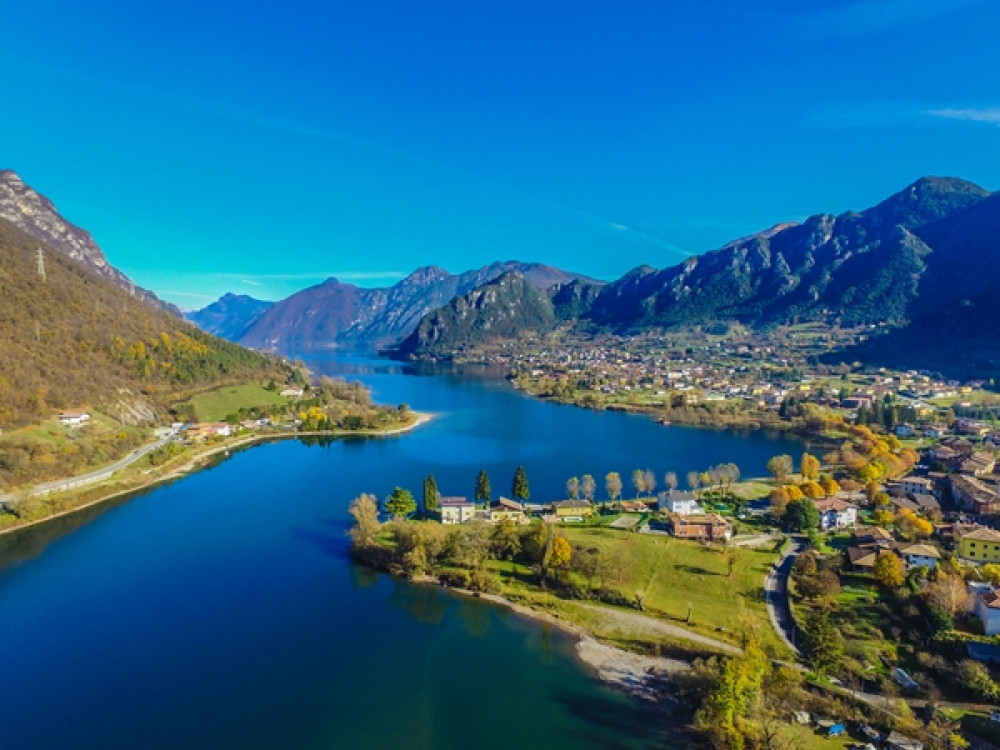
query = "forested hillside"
(0, 219, 287, 430)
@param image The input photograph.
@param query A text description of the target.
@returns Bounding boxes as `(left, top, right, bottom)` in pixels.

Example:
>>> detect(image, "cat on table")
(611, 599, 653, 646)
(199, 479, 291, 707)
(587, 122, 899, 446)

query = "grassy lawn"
(0, 410, 122, 447)
(777, 723, 855, 750)
(730, 479, 774, 501)
(555, 526, 783, 652)
(184, 383, 287, 422)
(930, 390, 1000, 407)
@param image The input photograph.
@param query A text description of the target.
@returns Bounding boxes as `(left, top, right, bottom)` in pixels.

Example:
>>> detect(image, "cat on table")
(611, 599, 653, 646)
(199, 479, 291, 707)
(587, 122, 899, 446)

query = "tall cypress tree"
(423, 474, 439, 513)
(475, 469, 491, 507)
(512, 465, 530, 501)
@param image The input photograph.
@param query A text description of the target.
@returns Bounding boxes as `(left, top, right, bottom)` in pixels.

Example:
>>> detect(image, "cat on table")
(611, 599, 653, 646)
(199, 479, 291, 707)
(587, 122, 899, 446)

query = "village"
(462, 325, 1000, 440)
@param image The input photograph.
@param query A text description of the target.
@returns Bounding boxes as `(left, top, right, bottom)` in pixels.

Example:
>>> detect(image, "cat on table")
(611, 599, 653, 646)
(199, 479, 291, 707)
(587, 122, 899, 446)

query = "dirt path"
(573, 601, 742, 655)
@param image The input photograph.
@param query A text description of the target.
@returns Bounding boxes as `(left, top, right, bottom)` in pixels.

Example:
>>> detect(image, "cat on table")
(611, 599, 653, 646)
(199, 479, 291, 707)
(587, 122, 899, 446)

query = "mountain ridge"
(397, 176, 1000, 374)
(0, 170, 182, 316)
(209, 260, 602, 352)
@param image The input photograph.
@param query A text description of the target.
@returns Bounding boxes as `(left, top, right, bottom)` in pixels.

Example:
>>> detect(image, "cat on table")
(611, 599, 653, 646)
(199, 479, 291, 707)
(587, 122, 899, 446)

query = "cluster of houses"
(435, 489, 736, 542)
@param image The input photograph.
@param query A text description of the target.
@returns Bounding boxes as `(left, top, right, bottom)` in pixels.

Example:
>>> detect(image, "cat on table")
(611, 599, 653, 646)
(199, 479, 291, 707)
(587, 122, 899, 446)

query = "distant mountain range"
(186, 293, 273, 341)
(395, 177, 1000, 374)
(0, 170, 182, 316)
(193, 261, 601, 352)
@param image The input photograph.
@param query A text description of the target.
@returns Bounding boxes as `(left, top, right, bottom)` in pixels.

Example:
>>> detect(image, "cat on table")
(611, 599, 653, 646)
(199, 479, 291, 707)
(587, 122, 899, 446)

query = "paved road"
(0, 435, 173, 507)
(764, 534, 808, 658)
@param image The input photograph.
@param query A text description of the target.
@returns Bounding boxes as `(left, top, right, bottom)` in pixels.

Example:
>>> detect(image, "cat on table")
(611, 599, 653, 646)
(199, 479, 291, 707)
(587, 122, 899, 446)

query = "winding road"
(0, 435, 173, 507)
(764, 534, 808, 658)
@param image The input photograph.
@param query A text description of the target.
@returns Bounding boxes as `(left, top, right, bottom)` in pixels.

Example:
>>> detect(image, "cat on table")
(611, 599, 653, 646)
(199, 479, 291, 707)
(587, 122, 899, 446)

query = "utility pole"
(36, 247, 46, 281)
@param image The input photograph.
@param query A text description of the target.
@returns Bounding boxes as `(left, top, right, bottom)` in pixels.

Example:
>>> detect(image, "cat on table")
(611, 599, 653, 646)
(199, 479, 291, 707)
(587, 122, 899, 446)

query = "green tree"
(490, 519, 522, 560)
(766, 454, 793, 481)
(385, 486, 416, 519)
(423, 474, 439, 513)
(694, 638, 770, 750)
(348, 493, 381, 547)
(802, 608, 842, 677)
(605, 471, 622, 505)
(873, 552, 905, 588)
(475, 469, 491, 507)
(782, 497, 819, 532)
(511, 465, 530, 501)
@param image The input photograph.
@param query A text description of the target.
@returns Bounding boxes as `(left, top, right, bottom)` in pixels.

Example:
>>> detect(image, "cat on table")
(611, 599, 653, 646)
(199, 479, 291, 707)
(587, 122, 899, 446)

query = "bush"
(926, 605, 954, 633)
(467, 568, 501, 595)
(438, 570, 470, 588)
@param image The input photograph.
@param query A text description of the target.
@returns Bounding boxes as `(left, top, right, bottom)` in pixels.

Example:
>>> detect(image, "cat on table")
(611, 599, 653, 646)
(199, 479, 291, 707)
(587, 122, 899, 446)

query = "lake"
(0, 357, 801, 749)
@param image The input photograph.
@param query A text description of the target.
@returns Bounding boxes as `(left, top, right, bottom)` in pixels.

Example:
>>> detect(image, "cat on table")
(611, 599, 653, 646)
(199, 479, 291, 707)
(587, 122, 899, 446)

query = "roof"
(854, 526, 893, 543)
(899, 475, 933, 486)
(672, 512, 730, 526)
(813, 497, 855, 514)
(659, 490, 698, 502)
(979, 590, 1000, 609)
(847, 546, 879, 568)
(961, 527, 1000, 543)
(494, 497, 524, 511)
(898, 543, 940, 559)
(439, 496, 473, 507)
(554, 499, 592, 509)
(891, 496, 920, 512)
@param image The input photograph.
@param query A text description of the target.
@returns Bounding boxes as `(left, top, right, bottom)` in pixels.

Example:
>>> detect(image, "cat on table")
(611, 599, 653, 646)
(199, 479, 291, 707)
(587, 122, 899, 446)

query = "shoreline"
(411, 578, 690, 702)
(0, 411, 434, 539)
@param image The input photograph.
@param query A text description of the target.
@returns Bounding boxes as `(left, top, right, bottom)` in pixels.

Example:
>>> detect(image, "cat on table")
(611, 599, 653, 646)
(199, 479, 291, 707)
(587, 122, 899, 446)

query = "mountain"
(186, 293, 273, 341)
(586, 177, 992, 331)
(0, 217, 283, 434)
(236, 261, 600, 352)
(0, 170, 182, 316)
(394, 270, 560, 358)
(396, 177, 1000, 374)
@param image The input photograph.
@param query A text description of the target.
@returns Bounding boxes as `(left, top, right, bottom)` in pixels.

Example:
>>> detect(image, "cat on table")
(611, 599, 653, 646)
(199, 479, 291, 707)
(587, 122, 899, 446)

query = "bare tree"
(926, 573, 971, 618)
(348, 493, 381, 547)
(643, 469, 656, 498)
(580, 474, 596, 502)
(566, 476, 580, 500)
(664, 471, 678, 492)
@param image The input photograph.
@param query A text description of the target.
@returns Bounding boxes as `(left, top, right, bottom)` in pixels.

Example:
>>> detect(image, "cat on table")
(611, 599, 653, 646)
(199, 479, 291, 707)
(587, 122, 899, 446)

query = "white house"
(895, 423, 916, 438)
(974, 587, 1000, 636)
(896, 543, 940, 571)
(658, 490, 701, 516)
(280, 388, 305, 398)
(813, 497, 858, 531)
(898, 475, 934, 497)
(439, 497, 476, 525)
(59, 411, 91, 427)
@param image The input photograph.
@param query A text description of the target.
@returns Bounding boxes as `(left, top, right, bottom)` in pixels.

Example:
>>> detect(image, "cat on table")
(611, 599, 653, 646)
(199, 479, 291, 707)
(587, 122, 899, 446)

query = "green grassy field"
(185, 383, 288, 422)
(930, 390, 1000, 407)
(558, 526, 782, 651)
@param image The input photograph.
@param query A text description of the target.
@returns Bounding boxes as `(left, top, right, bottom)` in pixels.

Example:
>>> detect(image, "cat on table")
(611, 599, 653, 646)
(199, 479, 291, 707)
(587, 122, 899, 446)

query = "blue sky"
(2, 0, 998, 308)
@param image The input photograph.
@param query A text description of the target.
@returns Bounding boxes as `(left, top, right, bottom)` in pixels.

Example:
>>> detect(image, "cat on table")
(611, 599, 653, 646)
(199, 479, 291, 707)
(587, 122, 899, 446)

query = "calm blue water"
(0, 358, 801, 749)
